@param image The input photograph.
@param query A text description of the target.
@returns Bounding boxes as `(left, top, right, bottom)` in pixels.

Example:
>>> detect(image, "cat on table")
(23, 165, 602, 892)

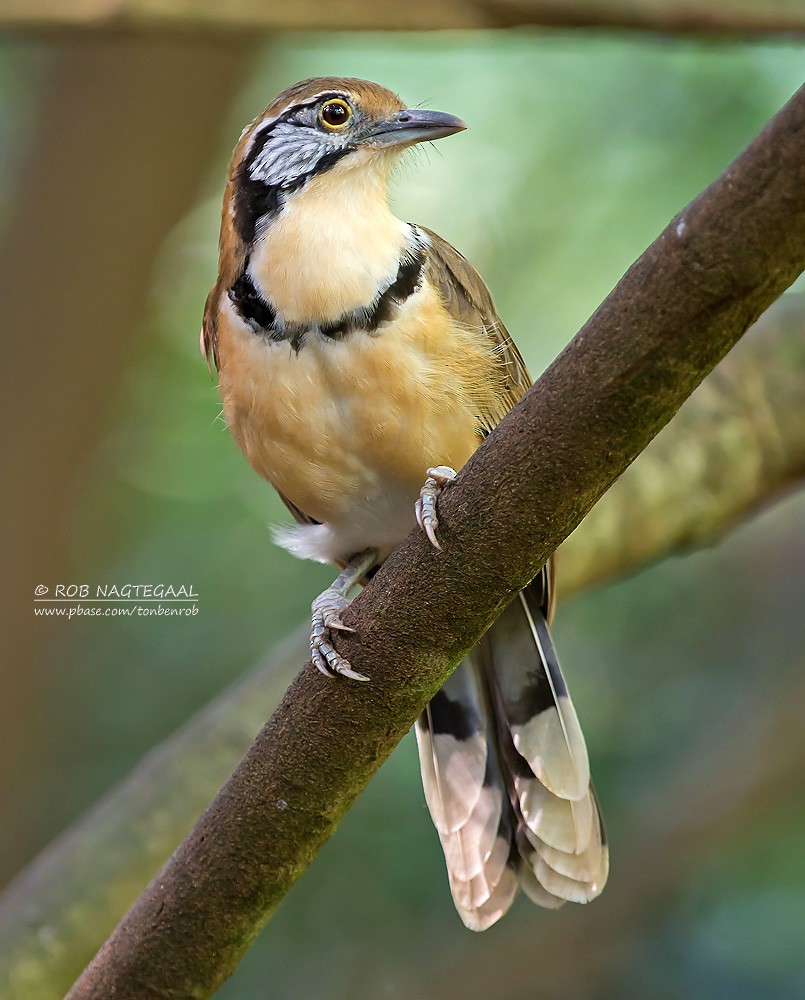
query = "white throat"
(248, 155, 410, 326)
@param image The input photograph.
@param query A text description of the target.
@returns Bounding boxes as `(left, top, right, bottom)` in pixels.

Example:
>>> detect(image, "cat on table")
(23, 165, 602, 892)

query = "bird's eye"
(318, 99, 352, 131)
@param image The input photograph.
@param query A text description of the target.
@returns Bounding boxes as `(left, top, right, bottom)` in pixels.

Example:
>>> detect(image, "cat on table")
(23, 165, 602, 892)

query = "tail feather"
(435, 787, 502, 883)
(518, 861, 567, 910)
(517, 771, 594, 853)
(525, 818, 605, 883)
(546, 848, 607, 903)
(415, 663, 488, 834)
(416, 565, 608, 930)
(452, 861, 520, 932)
(489, 590, 590, 800)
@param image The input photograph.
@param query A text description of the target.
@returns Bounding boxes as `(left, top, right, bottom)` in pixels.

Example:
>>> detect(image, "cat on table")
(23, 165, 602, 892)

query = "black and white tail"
(414, 566, 608, 930)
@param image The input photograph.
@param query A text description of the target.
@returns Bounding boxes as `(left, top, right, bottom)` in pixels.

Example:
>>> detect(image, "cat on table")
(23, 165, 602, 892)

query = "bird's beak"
(366, 109, 467, 148)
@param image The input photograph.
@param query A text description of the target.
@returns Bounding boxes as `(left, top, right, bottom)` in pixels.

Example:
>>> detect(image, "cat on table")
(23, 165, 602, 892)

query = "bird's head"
(229, 77, 466, 243)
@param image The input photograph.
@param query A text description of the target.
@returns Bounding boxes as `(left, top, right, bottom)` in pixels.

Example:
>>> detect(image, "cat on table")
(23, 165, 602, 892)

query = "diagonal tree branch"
(67, 84, 805, 998)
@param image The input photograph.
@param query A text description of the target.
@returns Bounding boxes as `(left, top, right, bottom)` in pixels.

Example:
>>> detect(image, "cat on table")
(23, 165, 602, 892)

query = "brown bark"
(65, 84, 805, 998)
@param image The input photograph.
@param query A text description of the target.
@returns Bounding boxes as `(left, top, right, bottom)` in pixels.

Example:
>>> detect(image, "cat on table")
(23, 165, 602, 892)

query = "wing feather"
(421, 225, 531, 430)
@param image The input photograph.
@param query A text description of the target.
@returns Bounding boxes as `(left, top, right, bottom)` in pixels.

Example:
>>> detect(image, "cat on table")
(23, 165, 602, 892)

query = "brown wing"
(421, 227, 556, 610)
(201, 155, 253, 372)
(200, 285, 221, 372)
(421, 226, 532, 430)
(279, 493, 319, 526)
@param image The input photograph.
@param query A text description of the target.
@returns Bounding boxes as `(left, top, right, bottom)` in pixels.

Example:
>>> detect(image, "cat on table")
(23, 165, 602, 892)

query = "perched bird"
(203, 77, 608, 929)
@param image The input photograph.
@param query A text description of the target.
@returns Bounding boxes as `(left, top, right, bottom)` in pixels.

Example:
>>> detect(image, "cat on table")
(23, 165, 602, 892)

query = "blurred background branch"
(1, 0, 805, 37)
(0, 30, 257, 886)
(561, 293, 805, 595)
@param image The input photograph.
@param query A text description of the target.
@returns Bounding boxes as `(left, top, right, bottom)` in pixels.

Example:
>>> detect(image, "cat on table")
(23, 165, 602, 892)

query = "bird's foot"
(310, 591, 366, 681)
(415, 466, 457, 550)
(310, 549, 377, 682)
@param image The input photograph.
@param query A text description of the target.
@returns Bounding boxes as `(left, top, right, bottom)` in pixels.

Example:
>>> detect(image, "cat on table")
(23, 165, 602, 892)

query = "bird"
(202, 77, 608, 930)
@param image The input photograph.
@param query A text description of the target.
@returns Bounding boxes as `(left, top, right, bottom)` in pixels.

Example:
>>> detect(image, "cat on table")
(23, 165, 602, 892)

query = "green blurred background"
(2, 26, 805, 1000)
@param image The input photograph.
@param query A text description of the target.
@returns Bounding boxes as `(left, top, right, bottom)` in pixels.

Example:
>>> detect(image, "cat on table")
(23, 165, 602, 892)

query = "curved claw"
(327, 620, 355, 633)
(425, 521, 442, 550)
(338, 664, 371, 683)
(311, 644, 335, 677)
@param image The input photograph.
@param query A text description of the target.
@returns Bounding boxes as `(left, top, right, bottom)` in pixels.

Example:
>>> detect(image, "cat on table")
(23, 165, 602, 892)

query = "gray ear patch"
(249, 121, 337, 188)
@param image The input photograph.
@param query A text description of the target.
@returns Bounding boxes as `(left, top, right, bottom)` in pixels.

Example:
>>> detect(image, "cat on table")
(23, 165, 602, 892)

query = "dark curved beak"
(366, 108, 467, 148)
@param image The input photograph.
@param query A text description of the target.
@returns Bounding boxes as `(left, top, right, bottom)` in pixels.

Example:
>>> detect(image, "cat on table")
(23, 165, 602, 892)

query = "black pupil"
(323, 103, 348, 125)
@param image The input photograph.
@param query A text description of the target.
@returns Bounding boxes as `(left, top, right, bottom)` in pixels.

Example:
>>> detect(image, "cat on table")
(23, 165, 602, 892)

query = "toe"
(311, 644, 335, 677)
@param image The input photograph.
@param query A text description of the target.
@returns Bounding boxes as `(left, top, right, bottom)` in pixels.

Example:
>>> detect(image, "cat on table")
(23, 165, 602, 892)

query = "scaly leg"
(415, 466, 457, 550)
(310, 548, 378, 682)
